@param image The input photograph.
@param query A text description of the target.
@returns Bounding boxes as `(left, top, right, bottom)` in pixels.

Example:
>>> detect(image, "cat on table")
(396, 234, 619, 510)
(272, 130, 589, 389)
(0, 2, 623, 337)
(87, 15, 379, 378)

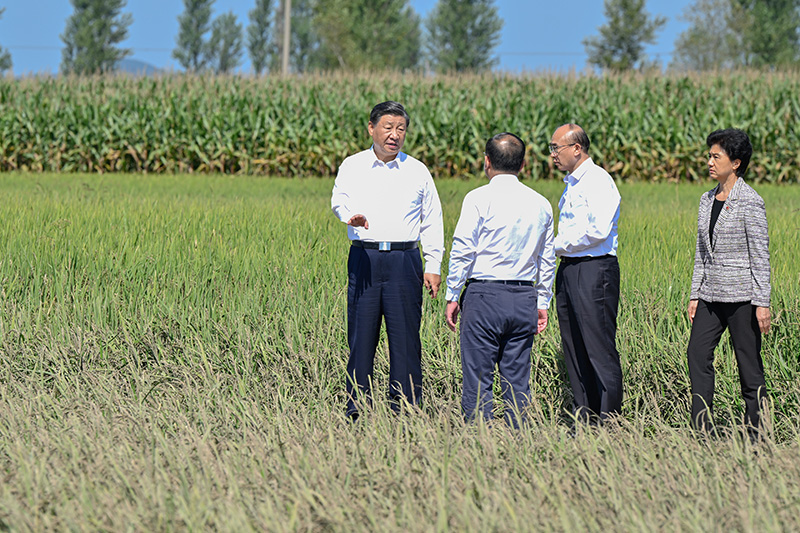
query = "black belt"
(351, 240, 418, 251)
(560, 254, 613, 264)
(467, 278, 533, 286)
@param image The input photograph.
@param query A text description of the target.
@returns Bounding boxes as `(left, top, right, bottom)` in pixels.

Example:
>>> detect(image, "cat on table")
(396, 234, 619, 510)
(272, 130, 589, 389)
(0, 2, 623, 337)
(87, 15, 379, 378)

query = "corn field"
(1, 72, 800, 181)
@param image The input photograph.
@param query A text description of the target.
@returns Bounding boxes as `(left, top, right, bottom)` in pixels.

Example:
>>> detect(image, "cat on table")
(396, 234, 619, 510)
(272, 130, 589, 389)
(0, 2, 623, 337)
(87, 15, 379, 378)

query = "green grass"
(0, 173, 799, 531)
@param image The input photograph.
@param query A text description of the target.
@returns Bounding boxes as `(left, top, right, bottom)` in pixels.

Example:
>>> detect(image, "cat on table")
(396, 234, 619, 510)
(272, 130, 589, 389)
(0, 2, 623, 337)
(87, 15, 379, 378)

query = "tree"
(247, 0, 274, 74)
(737, 0, 800, 66)
(424, 0, 503, 73)
(280, 0, 324, 73)
(671, 0, 799, 70)
(173, 0, 215, 72)
(208, 12, 243, 74)
(671, 0, 750, 71)
(583, 0, 666, 71)
(313, 0, 421, 71)
(61, 0, 133, 75)
(0, 8, 11, 74)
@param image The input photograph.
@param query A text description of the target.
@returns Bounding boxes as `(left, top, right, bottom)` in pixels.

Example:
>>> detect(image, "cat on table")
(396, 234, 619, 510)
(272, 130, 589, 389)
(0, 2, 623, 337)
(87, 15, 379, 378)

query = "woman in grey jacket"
(687, 128, 771, 438)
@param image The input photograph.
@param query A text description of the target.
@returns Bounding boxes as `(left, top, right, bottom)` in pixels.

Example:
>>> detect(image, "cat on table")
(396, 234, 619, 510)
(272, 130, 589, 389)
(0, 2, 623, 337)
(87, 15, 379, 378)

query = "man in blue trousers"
(445, 132, 556, 427)
(331, 101, 444, 420)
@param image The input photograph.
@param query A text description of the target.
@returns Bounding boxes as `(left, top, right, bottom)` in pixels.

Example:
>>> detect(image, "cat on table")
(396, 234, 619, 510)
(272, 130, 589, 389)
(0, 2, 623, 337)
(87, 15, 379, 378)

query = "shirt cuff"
(424, 260, 441, 276)
(445, 288, 460, 302)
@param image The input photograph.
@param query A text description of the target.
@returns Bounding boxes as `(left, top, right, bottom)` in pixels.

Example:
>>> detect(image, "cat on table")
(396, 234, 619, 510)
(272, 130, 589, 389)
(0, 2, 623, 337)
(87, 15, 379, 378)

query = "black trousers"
(345, 245, 423, 416)
(555, 255, 622, 422)
(687, 300, 765, 433)
(460, 282, 538, 428)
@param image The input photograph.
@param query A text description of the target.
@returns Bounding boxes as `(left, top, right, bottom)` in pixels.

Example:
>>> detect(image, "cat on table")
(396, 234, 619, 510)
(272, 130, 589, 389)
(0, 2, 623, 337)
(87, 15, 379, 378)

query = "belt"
(560, 254, 613, 264)
(467, 279, 533, 287)
(351, 240, 419, 251)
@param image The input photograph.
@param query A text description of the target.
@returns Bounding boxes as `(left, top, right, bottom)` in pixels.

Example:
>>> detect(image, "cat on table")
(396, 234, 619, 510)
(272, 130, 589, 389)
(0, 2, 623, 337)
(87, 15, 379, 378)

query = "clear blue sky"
(1, 0, 693, 75)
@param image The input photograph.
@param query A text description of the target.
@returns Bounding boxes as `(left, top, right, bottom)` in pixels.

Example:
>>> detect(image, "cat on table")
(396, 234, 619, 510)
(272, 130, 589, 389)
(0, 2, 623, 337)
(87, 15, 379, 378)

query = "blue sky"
(1, 0, 693, 75)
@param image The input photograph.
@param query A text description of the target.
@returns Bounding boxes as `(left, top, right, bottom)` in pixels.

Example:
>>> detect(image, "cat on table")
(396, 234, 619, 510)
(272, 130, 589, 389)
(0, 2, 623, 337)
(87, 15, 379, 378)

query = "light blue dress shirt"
(554, 158, 620, 258)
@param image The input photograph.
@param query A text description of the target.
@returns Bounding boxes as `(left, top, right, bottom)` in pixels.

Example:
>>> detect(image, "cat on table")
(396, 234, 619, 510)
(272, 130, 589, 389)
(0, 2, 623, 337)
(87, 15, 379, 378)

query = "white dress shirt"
(554, 158, 620, 257)
(331, 147, 444, 274)
(445, 174, 556, 309)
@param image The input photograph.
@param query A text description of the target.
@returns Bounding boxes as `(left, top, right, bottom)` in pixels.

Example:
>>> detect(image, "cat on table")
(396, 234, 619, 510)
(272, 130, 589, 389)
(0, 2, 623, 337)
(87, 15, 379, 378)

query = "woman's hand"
(756, 306, 771, 334)
(687, 299, 698, 324)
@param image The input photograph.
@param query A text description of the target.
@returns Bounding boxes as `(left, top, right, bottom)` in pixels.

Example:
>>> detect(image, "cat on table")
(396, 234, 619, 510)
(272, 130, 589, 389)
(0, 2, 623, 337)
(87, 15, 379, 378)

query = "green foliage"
(0, 175, 799, 529)
(737, 0, 800, 66)
(173, 0, 215, 72)
(1, 72, 800, 182)
(0, 7, 11, 74)
(247, 0, 274, 75)
(60, 0, 133, 75)
(208, 11, 243, 74)
(673, 0, 800, 70)
(269, 0, 322, 73)
(584, 0, 667, 71)
(313, 0, 421, 70)
(424, 0, 503, 73)
(671, 0, 750, 71)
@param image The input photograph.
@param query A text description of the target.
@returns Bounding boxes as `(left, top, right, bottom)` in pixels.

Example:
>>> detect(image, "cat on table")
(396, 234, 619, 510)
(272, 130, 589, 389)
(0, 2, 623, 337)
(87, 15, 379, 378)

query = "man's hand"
(687, 299, 698, 324)
(424, 273, 441, 298)
(446, 301, 460, 332)
(756, 306, 771, 334)
(537, 309, 548, 334)
(347, 214, 369, 229)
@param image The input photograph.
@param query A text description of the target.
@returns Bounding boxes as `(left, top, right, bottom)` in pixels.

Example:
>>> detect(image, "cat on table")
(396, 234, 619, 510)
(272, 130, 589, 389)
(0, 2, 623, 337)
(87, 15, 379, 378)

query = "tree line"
(0, 0, 799, 76)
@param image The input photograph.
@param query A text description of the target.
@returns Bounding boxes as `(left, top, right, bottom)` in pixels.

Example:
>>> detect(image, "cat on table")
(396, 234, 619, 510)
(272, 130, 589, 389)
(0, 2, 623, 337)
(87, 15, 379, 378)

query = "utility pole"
(281, 0, 291, 75)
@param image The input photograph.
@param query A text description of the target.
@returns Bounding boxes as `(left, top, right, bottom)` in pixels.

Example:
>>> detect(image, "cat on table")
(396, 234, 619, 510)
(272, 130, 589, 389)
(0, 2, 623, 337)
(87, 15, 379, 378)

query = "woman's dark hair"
(485, 132, 526, 173)
(707, 128, 752, 177)
(369, 101, 410, 127)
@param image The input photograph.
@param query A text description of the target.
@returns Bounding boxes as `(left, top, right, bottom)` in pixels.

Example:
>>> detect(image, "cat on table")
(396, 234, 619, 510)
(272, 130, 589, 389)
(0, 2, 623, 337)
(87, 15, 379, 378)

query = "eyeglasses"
(548, 143, 576, 155)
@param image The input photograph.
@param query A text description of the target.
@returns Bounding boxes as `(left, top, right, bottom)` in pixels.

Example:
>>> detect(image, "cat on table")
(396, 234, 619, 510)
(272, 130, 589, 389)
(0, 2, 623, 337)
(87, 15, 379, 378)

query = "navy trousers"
(555, 255, 622, 422)
(460, 282, 538, 427)
(687, 300, 765, 434)
(345, 245, 423, 416)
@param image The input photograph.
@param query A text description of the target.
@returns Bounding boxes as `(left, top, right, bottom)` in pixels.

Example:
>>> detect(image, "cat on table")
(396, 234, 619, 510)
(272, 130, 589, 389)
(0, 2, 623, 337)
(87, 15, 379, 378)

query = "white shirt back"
(445, 174, 556, 308)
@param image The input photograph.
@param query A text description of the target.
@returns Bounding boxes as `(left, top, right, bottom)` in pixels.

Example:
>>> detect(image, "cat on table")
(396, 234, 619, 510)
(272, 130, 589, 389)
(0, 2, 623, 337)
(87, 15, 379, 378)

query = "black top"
(709, 198, 725, 243)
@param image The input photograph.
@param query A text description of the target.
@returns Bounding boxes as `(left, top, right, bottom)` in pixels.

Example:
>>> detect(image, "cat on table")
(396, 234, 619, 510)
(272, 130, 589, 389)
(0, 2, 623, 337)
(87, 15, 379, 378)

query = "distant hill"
(116, 58, 161, 76)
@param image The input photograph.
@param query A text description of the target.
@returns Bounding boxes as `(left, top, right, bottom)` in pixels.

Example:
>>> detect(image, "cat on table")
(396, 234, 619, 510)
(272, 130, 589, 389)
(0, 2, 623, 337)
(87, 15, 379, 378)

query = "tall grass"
(2, 72, 800, 181)
(0, 173, 799, 531)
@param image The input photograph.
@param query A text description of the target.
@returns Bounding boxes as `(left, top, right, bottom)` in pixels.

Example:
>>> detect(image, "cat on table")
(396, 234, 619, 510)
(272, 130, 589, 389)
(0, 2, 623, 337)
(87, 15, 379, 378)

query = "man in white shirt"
(549, 123, 622, 424)
(331, 101, 444, 420)
(445, 132, 555, 427)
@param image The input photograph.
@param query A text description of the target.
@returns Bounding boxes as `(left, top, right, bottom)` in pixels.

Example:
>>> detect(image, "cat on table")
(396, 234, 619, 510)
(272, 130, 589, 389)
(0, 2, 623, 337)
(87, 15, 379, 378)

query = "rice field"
(0, 172, 799, 531)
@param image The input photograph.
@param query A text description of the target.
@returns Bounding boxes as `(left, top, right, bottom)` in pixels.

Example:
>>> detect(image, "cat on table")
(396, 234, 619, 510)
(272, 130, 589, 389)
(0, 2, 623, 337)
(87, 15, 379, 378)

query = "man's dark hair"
(563, 124, 591, 152)
(369, 101, 410, 127)
(485, 132, 526, 174)
(707, 128, 752, 177)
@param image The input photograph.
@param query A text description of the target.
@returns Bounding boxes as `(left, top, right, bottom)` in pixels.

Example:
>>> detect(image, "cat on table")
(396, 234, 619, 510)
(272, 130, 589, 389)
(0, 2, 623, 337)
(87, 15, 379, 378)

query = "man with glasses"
(549, 123, 622, 426)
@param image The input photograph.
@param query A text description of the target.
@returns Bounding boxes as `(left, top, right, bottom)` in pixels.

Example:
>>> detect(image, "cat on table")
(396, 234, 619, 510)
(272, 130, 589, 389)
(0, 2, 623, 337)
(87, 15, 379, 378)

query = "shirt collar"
(489, 173, 520, 186)
(565, 157, 594, 184)
(370, 146, 405, 169)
